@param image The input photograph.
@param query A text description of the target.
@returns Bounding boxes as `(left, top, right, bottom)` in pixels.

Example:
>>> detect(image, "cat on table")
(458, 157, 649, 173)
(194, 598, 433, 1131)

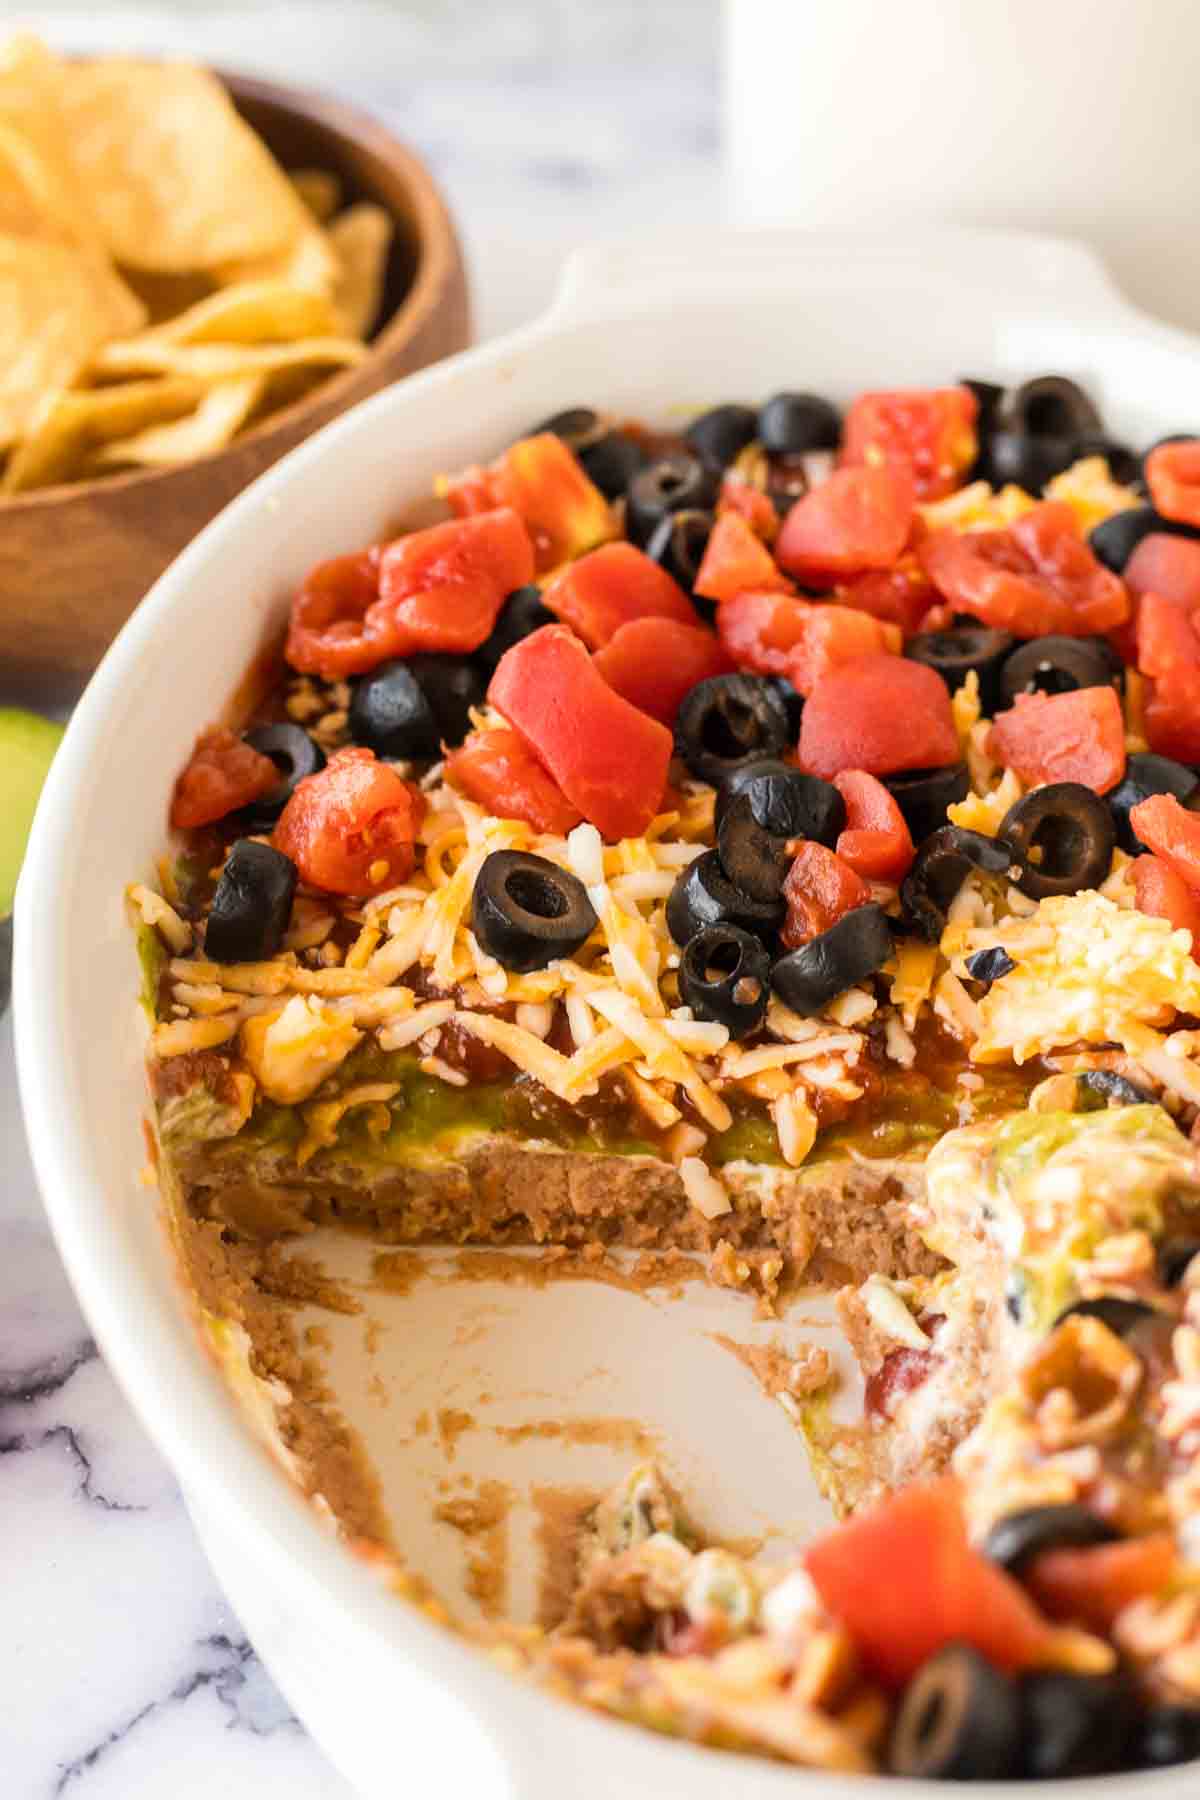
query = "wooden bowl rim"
(0, 68, 462, 515)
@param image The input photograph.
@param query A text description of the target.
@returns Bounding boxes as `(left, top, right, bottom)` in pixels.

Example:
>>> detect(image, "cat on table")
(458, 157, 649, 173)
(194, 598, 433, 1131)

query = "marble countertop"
(2, 6, 718, 1793)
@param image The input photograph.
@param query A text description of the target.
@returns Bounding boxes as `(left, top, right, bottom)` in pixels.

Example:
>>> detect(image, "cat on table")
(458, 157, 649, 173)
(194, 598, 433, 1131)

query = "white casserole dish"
(16, 230, 1200, 1798)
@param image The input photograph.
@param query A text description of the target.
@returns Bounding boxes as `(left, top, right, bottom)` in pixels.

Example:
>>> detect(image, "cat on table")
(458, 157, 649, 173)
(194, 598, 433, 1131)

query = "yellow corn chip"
(212, 219, 338, 297)
(290, 168, 341, 223)
(2, 375, 201, 492)
(89, 375, 266, 470)
(124, 280, 343, 350)
(329, 202, 393, 339)
(121, 267, 215, 326)
(90, 335, 368, 384)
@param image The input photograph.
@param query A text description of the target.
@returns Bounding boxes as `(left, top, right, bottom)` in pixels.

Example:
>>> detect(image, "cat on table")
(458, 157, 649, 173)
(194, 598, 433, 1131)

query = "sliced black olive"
(713, 756, 795, 830)
(205, 840, 297, 964)
(644, 508, 713, 592)
(981, 1503, 1119, 1575)
(533, 404, 604, 448)
(678, 923, 769, 1038)
(1077, 1068, 1155, 1108)
(900, 826, 1017, 943)
(771, 904, 892, 1017)
(350, 656, 484, 758)
(237, 723, 325, 831)
(1009, 375, 1103, 443)
(986, 428, 1079, 492)
(757, 392, 840, 457)
(906, 626, 1016, 713)
(476, 585, 556, 675)
(1000, 634, 1120, 706)
(1072, 434, 1142, 488)
(1054, 1295, 1158, 1335)
(1158, 1237, 1200, 1287)
(675, 674, 790, 786)
(765, 675, 804, 738)
(1108, 750, 1200, 853)
(1088, 503, 1200, 573)
(1136, 1704, 1200, 1768)
(964, 945, 1015, 986)
(625, 453, 720, 548)
(666, 849, 783, 947)
(684, 403, 758, 469)
(579, 432, 647, 499)
(961, 377, 1005, 431)
(717, 772, 846, 903)
(402, 654, 488, 748)
(882, 765, 970, 847)
(998, 783, 1116, 901)
(471, 850, 597, 974)
(889, 1644, 1020, 1780)
(1018, 1670, 1139, 1779)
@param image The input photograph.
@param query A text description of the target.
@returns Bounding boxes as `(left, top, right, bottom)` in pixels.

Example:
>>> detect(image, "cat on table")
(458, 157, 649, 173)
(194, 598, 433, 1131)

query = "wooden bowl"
(0, 72, 470, 707)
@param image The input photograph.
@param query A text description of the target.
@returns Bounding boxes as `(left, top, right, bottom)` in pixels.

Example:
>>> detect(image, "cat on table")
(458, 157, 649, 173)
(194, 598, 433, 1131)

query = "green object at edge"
(0, 707, 64, 915)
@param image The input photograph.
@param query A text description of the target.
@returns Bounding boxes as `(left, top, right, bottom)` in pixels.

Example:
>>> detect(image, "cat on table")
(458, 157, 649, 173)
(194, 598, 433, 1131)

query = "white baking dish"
(16, 231, 1200, 1798)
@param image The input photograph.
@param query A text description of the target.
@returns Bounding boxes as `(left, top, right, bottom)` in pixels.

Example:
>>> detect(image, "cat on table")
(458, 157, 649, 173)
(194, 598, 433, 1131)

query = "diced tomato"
(442, 432, 613, 570)
(1129, 793, 1200, 896)
(285, 548, 386, 680)
(798, 654, 959, 780)
(273, 747, 423, 896)
(1026, 1533, 1177, 1635)
(833, 770, 915, 882)
(542, 541, 697, 649)
(170, 727, 279, 831)
(841, 386, 978, 501)
(804, 1478, 1054, 1689)
(444, 728, 582, 836)
(1146, 440, 1200, 529)
(592, 617, 731, 724)
(717, 590, 812, 677)
(694, 511, 792, 603)
(1125, 532, 1200, 607)
(775, 465, 915, 588)
(787, 605, 901, 697)
(1138, 591, 1200, 682)
(836, 561, 936, 637)
(781, 843, 870, 948)
(919, 502, 1129, 637)
(1144, 673, 1200, 764)
(718, 475, 778, 542)
(374, 508, 534, 658)
(989, 685, 1126, 793)
(1132, 855, 1200, 957)
(488, 624, 672, 841)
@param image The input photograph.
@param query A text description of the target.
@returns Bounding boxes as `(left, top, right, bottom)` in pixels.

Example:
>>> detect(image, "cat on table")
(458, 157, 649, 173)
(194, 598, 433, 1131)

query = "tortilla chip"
(2, 375, 201, 492)
(56, 59, 311, 272)
(290, 168, 341, 223)
(329, 203, 393, 339)
(89, 375, 266, 470)
(213, 218, 338, 297)
(121, 266, 215, 326)
(122, 280, 343, 350)
(89, 336, 369, 384)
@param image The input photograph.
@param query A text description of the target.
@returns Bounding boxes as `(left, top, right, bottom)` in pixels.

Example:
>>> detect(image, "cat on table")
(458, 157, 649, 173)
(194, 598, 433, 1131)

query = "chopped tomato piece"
(833, 770, 915, 882)
(442, 432, 613, 570)
(444, 729, 582, 836)
(775, 465, 915, 588)
(836, 561, 936, 637)
(798, 655, 959, 780)
(1146, 440, 1200, 529)
(1144, 673, 1200, 764)
(1132, 855, 1200, 957)
(989, 685, 1126, 793)
(804, 1478, 1053, 1689)
(1125, 532, 1200, 607)
(1137, 591, 1200, 681)
(374, 508, 534, 658)
(488, 624, 672, 841)
(694, 511, 792, 603)
(542, 541, 697, 649)
(273, 747, 423, 897)
(718, 475, 778, 542)
(1027, 1533, 1177, 1635)
(781, 843, 870, 949)
(1128, 793, 1200, 896)
(841, 386, 978, 500)
(170, 726, 280, 831)
(716, 592, 899, 696)
(285, 548, 385, 680)
(593, 617, 731, 724)
(786, 605, 901, 698)
(918, 502, 1129, 637)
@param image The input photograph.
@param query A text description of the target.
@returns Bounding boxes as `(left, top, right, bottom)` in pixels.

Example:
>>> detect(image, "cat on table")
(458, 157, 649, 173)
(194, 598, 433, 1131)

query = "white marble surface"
(1, 5, 719, 1793)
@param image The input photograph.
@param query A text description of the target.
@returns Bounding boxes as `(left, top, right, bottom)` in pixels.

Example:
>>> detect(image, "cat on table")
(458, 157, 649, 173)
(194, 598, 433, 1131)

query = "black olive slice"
(1009, 375, 1103, 443)
(625, 453, 720, 548)
(1072, 434, 1141, 488)
(757, 392, 840, 457)
(665, 849, 783, 947)
(237, 724, 325, 831)
(579, 432, 647, 499)
(205, 840, 297, 964)
(1108, 751, 1200, 854)
(684, 403, 758, 468)
(675, 674, 790, 786)
(1018, 1670, 1140, 1779)
(678, 923, 770, 1039)
(1077, 1068, 1155, 1108)
(986, 429, 1079, 492)
(1089, 504, 1200, 573)
(533, 405, 605, 449)
(770, 903, 892, 1017)
(765, 675, 804, 737)
(713, 757, 795, 830)
(900, 826, 1017, 943)
(406, 654, 488, 748)
(960, 377, 1005, 432)
(889, 1645, 1019, 1780)
(1158, 1237, 1200, 1287)
(1000, 634, 1120, 706)
(981, 1503, 1119, 1575)
(470, 850, 597, 974)
(476, 586, 556, 675)
(964, 945, 1015, 986)
(1053, 1295, 1158, 1336)
(882, 765, 970, 846)
(998, 783, 1116, 901)
(644, 508, 713, 593)
(906, 626, 1015, 712)
(1137, 1704, 1200, 1768)
(717, 771, 845, 902)
(349, 661, 438, 760)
